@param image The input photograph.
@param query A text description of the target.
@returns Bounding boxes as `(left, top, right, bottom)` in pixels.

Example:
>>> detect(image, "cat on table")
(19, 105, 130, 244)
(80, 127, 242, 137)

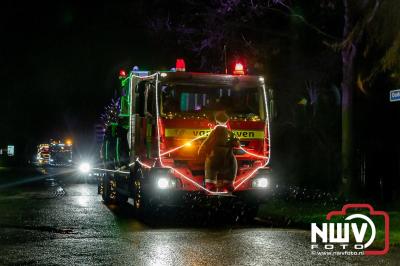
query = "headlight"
(156, 177, 178, 189)
(79, 162, 91, 173)
(157, 177, 170, 189)
(252, 177, 269, 188)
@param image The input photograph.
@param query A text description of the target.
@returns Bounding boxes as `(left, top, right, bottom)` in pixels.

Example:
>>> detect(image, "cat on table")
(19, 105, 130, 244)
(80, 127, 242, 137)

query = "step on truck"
(97, 60, 274, 219)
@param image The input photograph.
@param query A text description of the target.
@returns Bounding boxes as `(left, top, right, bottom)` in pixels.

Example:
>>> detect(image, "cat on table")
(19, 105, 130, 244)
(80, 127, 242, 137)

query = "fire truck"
(36, 140, 73, 166)
(36, 144, 50, 165)
(48, 140, 73, 166)
(98, 60, 273, 218)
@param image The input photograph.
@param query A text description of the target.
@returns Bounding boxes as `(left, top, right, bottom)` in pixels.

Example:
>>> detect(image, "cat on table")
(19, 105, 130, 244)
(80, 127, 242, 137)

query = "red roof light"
(119, 69, 127, 78)
(176, 59, 186, 72)
(233, 62, 245, 75)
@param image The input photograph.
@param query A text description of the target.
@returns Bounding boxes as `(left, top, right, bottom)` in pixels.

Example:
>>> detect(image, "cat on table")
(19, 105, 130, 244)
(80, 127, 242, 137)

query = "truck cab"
(99, 61, 274, 217)
(36, 144, 50, 165)
(48, 140, 73, 167)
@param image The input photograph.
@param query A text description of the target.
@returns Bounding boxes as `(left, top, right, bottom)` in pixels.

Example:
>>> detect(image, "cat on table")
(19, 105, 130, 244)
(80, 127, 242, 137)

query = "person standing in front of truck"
(198, 111, 239, 192)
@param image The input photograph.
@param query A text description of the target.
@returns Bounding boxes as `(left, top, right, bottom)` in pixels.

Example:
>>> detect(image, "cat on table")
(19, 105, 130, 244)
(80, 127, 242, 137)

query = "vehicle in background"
(35, 139, 73, 167)
(36, 144, 50, 166)
(48, 140, 73, 167)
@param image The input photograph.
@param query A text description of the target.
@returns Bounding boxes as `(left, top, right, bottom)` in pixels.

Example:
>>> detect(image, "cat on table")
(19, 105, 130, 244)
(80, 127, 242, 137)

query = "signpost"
(390, 89, 400, 102)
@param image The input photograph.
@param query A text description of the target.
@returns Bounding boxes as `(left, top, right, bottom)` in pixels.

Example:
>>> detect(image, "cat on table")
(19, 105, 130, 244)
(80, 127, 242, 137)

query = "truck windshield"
(160, 84, 265, 120)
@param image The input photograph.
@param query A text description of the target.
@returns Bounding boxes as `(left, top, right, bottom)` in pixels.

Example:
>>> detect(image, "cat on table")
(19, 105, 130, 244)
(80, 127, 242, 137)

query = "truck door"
(144, 83, 157, 159)
(133, 81, 157, 160)
(134, 81, 146, 159)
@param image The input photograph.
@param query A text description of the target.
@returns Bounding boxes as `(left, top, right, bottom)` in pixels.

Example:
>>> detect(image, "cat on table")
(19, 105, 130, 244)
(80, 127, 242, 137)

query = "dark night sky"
(0, 1, 342, 155)
(0, 1, 182, 156)
(2, 1, 399, 195)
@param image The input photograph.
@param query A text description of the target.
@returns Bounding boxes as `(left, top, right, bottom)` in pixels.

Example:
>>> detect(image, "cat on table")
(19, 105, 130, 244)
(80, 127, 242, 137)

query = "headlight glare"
(157, 177, 170, 189)
(156, 176, 179, 189)
(79, 162, 91, 173)
(252, 177, 269, 188)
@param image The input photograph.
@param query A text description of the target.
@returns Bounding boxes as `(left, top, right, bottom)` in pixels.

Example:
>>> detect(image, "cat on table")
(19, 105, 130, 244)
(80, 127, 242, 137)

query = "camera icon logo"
(311, 204, 389, 256)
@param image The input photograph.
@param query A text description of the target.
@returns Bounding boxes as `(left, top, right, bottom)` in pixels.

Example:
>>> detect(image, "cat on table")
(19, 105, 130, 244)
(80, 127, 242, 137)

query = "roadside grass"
(258, 199, 400, 247)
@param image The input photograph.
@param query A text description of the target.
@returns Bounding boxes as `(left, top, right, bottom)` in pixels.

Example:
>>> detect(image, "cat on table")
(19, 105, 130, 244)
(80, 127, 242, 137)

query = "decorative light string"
(92, 167, 129, 175)
(159, 134, 205, 156)
(159, 124, 227, 156)
(238, 147, 269, 160)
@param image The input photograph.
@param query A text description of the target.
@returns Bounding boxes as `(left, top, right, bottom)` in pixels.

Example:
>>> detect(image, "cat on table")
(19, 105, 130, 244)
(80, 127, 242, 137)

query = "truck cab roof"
(160, 72, 264, 88)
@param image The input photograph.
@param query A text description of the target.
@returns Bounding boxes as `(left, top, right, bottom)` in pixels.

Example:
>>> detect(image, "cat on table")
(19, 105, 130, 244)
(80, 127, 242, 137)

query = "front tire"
(102, 174, 113, 204)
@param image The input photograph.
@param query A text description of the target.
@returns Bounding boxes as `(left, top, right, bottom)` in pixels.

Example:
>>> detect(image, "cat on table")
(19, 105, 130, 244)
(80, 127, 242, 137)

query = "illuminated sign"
(7, 145, 15, 156)
(390, 89, 400, 102)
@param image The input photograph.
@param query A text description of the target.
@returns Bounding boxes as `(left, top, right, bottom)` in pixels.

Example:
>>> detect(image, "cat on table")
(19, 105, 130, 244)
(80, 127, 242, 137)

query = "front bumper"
(143, 167, 277, 207)
(142, 186, 277, 207)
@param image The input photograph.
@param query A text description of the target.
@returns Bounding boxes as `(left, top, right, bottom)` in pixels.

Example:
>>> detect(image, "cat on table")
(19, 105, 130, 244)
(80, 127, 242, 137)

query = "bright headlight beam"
(79, 162, 91, 173)
(253, 177, 269, 188)
(157, 177, 170, 189)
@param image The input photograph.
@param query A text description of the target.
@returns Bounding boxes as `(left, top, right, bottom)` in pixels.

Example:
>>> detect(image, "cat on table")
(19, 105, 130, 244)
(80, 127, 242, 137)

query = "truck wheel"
(97, 181, 101, 194)
(97, 175, 103, 195)
(101, 175, 113, 204)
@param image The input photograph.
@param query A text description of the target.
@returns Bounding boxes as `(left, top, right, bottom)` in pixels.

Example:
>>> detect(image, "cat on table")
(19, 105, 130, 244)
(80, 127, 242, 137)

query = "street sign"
(390, 89, 400, 102)
(7, 145, 14, 156)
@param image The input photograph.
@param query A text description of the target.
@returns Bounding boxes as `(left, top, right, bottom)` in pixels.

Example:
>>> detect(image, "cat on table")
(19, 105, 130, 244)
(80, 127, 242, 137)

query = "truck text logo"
(165, 128, 264, 139)
(192, 130, 211, 136)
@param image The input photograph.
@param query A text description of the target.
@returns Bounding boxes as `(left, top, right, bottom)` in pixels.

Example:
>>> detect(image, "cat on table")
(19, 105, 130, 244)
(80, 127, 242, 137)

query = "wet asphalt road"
(0, 170, 399, 265)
